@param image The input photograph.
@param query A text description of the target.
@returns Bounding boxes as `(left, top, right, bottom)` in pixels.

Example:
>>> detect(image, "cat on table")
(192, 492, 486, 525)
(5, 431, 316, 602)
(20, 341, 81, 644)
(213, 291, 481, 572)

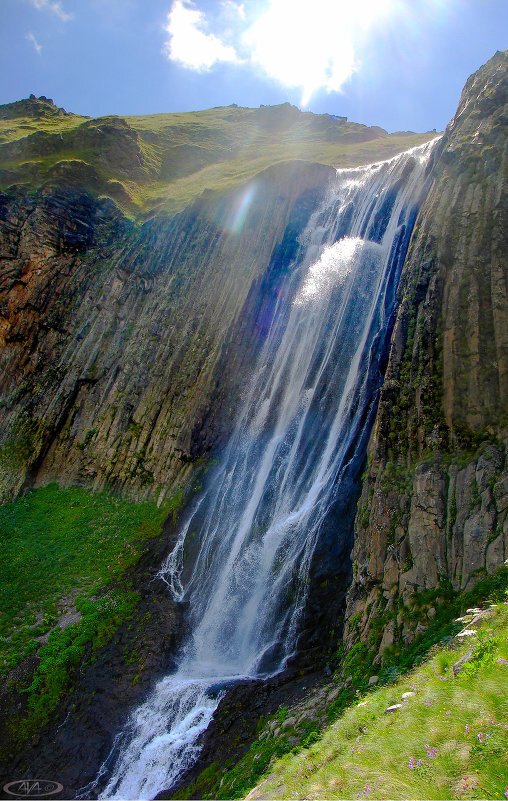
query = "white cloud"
(31, 0, 72, 22)
(26, 32, 42, 54)
(164, 0, 239, 72)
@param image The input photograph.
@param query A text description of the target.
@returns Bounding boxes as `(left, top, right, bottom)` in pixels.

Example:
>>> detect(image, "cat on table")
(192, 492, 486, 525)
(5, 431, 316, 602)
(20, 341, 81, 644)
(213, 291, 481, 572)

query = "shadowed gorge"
(0, 51, 507, 801)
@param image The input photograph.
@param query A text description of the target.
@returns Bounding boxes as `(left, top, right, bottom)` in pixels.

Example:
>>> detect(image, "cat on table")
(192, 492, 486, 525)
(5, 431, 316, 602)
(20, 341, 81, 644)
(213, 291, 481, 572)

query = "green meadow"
(0, 483, 182, 736)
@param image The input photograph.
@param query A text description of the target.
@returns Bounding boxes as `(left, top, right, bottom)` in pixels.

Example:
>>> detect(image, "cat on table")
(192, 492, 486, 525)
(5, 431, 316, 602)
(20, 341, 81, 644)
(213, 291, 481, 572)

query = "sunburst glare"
(243, 0, 396, 105)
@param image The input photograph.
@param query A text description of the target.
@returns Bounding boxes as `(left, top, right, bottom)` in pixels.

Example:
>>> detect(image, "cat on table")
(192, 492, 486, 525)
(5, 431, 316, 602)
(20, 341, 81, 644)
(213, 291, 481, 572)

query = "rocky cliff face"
(344, 51, 508, 658)
(0, 161, 334, 504)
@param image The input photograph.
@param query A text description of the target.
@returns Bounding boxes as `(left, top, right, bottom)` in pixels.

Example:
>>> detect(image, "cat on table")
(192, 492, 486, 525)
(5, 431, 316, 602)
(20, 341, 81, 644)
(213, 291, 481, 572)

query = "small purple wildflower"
(496, 657, 508, 666)
(465, 724, 469, 734)
(477, 732, 484, 743)
(416, 759, 423, 767)
(425, 744, 437, 758)
(408, 757, 416, 770)
(504, 788, 508, 799)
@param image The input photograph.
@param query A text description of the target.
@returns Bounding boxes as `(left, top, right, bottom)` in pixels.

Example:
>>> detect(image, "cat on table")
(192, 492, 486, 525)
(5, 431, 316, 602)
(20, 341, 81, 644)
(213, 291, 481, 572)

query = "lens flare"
(226, 182, 257, 234)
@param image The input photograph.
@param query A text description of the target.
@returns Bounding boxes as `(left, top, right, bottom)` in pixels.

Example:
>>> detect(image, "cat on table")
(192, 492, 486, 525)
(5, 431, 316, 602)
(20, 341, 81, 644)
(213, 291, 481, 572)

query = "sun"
(243, 0, 396, 105)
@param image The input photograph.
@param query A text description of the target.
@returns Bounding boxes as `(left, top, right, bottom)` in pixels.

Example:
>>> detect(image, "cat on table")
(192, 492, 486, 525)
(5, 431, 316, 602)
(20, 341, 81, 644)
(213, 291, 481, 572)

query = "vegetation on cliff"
(245, 579, 508, 801)
(0, 483, 182, 750)
(0, 95, 436, 217)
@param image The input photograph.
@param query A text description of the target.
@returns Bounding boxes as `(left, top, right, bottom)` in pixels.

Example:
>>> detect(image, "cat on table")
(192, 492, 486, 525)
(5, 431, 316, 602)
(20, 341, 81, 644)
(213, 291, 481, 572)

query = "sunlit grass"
(248, 603, 508, 800)
(0, 103, 437, 218)
(0, 113, 87, 144)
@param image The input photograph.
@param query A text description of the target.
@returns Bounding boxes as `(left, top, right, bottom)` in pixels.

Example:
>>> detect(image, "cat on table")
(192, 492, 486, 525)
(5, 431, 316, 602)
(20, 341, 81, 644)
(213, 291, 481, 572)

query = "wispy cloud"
(31, 0, 72, 22)
(26, 32, 42, 54)
(221, 0, 246, 21)
(164, 0, 239, 72)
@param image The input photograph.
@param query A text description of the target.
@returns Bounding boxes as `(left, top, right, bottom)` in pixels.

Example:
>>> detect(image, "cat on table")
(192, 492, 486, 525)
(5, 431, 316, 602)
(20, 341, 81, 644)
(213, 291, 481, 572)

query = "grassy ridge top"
(0, 96, 437, 217)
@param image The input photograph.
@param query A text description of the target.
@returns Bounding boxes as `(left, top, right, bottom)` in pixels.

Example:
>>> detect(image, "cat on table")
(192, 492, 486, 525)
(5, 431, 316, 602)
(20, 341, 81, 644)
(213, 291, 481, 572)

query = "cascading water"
(86, 139, 439, 801)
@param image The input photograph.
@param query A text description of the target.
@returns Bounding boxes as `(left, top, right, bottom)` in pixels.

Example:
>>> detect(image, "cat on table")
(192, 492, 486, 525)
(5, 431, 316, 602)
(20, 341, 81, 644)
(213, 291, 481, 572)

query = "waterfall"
(86, 139, 439, 801)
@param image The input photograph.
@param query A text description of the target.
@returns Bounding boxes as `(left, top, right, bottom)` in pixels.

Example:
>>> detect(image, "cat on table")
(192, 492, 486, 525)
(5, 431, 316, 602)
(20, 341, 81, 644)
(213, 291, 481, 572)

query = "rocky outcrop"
(344, 51, 508, 657)
(0, 161, 333, 504)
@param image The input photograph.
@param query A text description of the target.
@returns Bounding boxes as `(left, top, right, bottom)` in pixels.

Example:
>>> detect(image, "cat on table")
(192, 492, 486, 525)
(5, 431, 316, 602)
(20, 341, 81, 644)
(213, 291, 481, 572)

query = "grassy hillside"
(173, 567, 508, 801)
(248, 597, 508, 801)
(0, 483, 183, 742)
(0, 95, 437, 217)
(0, 483, 178, 676)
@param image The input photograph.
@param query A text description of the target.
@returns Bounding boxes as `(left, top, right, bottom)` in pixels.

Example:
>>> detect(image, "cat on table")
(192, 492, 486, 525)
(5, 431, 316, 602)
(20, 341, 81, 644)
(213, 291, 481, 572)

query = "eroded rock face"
(344, 51, 508, 657)
(0, 161, 333, 504)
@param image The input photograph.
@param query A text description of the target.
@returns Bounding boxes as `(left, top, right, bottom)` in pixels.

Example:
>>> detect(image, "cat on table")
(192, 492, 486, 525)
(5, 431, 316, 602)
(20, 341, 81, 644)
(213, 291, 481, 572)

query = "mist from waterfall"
(86, 138, 438, 801)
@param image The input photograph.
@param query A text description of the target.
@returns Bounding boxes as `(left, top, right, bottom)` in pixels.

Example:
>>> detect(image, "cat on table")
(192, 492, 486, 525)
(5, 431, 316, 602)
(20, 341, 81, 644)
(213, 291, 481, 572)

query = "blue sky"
(0, 0, 506, 132)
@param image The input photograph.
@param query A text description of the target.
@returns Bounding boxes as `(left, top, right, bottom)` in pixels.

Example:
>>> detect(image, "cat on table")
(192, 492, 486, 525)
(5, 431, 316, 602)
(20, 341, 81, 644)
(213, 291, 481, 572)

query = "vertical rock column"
(344, 50, 508, 658)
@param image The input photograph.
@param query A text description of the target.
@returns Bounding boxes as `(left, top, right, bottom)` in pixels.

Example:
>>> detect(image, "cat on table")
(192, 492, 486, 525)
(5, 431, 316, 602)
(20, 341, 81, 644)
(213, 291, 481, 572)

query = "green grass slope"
(247, 598, 508, 800)
(0, 96, 438, 217)
(249, 602, 508, 800)
(0, 483, 181, 738)
(174, 568, 508, 801)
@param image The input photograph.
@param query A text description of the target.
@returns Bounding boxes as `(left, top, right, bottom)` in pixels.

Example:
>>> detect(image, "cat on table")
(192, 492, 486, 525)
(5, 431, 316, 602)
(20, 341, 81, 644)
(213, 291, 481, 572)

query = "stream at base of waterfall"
(82, 138, 439, 801)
